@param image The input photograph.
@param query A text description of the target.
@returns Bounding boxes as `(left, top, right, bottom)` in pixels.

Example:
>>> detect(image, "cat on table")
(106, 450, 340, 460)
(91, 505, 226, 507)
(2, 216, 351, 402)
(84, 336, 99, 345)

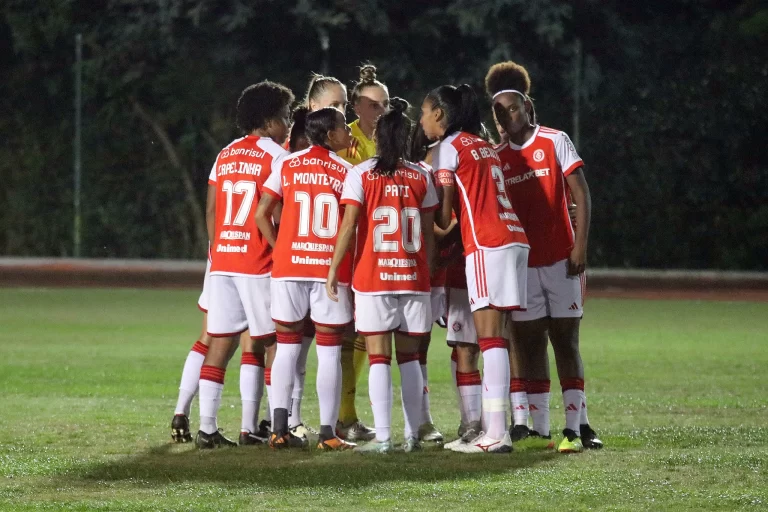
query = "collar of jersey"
(349, 119, 373, 144)
(505, 125, 540, 151)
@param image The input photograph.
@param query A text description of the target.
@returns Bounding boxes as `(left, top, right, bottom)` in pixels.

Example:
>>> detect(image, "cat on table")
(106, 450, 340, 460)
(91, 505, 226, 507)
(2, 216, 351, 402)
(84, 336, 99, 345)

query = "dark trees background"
(1, 0, 766, 268)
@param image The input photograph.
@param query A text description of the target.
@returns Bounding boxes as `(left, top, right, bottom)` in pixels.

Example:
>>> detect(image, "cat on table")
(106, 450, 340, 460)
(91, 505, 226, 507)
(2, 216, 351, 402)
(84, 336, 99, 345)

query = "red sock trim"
(418, 350, 428, 366)
(303, 322, 316, 338)
(456, 370, 482, 387)
(560, 377, 585, 392)
(191, 341, 208, 356)
(510, 378, 526, 393)
(478, 337, 507, 352)
(450, 347, 458, 363)
(276, 331, 303, 344)
(527, 379, 551, 394)
(315, 332, 343, 347)
(241, 351, 264, 367)
(396, 351, 420, 365)
(265, 368, 272, 386)
(200, 365, 225, 384)
(368, 354, 391, 366)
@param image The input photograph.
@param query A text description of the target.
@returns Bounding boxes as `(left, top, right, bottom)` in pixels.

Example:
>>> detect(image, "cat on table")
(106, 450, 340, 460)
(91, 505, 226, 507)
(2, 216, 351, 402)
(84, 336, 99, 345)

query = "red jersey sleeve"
(432, 142, 458, 187)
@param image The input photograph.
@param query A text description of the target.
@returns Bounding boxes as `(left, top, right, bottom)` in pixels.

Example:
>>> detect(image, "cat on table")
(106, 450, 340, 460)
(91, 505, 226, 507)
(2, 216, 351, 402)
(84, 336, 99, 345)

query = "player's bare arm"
(422, 210, 436, 274)
(434, 178, 454, 230)
(254, 194, 279, 248)
(205, 184, 216, 244)
(326, 203, 360, 302)
(565, 168, 591, 276)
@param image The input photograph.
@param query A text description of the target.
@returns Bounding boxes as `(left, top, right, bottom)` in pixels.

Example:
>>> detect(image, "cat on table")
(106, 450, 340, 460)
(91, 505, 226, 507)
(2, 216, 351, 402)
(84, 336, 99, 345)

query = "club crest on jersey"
(452, 322, 462, 332)
(533, 149, 545, 162)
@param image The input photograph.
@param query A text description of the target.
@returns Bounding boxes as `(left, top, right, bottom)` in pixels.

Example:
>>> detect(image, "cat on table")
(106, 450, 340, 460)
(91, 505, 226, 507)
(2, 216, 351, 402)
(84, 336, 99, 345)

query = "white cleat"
(450, 431, 514, 454)
(443, 421, 481, 450)
(289, 423, 317, 441)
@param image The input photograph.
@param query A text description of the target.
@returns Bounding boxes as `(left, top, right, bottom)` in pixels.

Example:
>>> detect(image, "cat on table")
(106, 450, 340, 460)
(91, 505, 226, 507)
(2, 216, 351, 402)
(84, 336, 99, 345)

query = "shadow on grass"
(72, 441, 561, 489)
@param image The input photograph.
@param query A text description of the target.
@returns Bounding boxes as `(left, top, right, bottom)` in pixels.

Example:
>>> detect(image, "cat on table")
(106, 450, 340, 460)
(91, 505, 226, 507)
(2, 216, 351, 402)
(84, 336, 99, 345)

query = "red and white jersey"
(497, 125, 583, 267)
(264, 145, 353, 283)
(432, 131, 529, 255)
(341, 159, 438, 295)
(209, 135, 288, 277)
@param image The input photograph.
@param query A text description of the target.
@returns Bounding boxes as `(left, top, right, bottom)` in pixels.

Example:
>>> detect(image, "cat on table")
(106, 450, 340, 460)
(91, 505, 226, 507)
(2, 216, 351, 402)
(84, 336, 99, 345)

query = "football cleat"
(402, 437, 422, 453)
(529, 429, 555, 449)
(239, 430, 267, 446)
(290, 423, 317, 441)
(268, 431, 308, 450)
(316, 436, 356, 451)
(509, 424, 531, 443)
(444, 421, 481, 450)
(580, 424, 604, 449)
(457, 422, 470, 438)
(451, 431, 513, 454)
(418, 423, 444, 444)
(336, 420, 376, 442)
(353, 439, 393, 454)
(557, 429, 584, 453)
(171, 414, 193, 443)
(196, 429, 237, 449)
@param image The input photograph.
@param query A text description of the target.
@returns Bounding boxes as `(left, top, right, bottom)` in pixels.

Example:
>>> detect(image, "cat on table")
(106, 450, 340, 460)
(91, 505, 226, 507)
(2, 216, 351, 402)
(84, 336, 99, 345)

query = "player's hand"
(326, 270, 339, 302)
(567, 244, 587, 276)
(568, 203, 577, 225)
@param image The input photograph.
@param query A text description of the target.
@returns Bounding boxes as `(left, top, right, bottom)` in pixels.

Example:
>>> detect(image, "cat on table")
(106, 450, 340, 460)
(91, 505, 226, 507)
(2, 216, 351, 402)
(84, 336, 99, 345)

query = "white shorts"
(197, 259, 211, 312)
(430, 287, 446, 324)
(355, 293, 431, 336)
(512, 259, 585, 321)
(445, 288, 477, 346)
(465, 246, 528, 312)
(207, 275, 274, 338)
(271, 280, 353, 327)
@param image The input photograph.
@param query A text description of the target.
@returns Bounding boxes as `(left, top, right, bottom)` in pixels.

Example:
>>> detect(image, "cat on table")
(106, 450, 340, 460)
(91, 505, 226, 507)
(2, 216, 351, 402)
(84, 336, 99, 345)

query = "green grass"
(0, 288, 766, 511)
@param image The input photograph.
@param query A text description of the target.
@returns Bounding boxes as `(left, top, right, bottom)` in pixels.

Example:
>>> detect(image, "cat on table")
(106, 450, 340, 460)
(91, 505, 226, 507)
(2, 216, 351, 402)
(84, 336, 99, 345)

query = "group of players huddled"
(169, 61, 603, 455)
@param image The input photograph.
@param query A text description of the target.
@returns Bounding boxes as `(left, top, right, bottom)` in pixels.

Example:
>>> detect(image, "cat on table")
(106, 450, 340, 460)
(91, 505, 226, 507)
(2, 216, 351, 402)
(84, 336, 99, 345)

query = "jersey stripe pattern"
(341, 159, 439, 295)
(432, 131, 529, 255)
(210, 136, 288, 277)
(497, 125, 583, 267)
(337, 120, 376, 166)
(263, 145, 353, 283)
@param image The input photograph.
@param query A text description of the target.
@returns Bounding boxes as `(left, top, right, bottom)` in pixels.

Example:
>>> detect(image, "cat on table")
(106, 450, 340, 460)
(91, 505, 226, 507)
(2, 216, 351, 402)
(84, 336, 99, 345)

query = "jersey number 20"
(373, 207, 421, 253)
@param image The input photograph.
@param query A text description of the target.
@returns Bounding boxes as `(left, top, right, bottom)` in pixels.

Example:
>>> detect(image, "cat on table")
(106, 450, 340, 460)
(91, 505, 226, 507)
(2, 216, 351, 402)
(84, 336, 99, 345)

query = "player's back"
(433, 131, 528, 255)
(210, 135, 287, 276)
(342, 159, 438, 295)
(266, 145, 352, 282)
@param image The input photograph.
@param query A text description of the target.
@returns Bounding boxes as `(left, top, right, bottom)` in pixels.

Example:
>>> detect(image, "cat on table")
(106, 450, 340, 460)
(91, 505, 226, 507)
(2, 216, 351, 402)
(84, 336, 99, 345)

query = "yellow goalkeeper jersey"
(338, 119, 376, 165)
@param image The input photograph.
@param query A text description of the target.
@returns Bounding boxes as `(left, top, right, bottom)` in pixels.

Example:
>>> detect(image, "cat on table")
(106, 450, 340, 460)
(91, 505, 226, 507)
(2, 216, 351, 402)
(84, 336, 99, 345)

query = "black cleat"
(580, 424, 604, 449)
(196, 429, 237, 449)
(239, 430, 268, 445)
(509, 424, 531, 442)
(171, 414, 193, 443)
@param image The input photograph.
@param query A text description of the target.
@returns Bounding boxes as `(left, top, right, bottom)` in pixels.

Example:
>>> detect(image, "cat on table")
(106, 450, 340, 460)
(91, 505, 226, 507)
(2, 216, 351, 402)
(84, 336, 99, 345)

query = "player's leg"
(513, 317, 551, 443)
(196, 275, 247, 448)
(288, 319, 316, 439)
(507, 320, 531, 441)
(417, 286, 445, 443)
(309, 282, 354, 451)
(338, 327, 375, 441)
(268, 280, 310, 449)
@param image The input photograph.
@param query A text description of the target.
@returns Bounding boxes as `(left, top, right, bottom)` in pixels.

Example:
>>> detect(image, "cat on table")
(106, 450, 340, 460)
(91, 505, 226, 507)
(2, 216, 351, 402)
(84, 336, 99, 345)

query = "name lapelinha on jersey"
(217, 161, 263, 177)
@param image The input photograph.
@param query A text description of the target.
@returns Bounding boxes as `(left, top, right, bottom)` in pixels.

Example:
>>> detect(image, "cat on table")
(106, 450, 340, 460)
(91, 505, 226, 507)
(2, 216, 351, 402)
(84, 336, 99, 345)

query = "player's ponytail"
(289, 106, 310, 153)
(304, 73, 345, 109)
(426, 84, 483, 139)
(373, 97, 412, 177)
(305, 107, 341, 151)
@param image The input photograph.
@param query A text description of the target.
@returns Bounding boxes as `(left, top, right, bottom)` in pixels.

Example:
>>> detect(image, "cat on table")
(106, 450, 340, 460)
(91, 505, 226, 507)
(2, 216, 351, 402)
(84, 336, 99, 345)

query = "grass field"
(0, 288, 766, 511)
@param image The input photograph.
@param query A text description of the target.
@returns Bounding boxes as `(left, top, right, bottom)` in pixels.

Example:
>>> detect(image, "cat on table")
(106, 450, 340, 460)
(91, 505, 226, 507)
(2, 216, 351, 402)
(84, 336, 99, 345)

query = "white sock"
(369, 357, 392, 442)
(580, 392, 590, 426)
(456, 372, 482, 426)
(289, 336, 313, 428)
(239, 363, 263, 433)
(199, 378, 224, 435)
(420, 363, 433, 426)
(480, 345, 510, 439)
(315, 342, 342, 429)
(174, 347, 205, 416)
(563, 388, 584, 435)
(270, 339, 301, 426)
(529, 393, 551, 435)
(399, 359, 424, 439)
(511, 391, 529, 426)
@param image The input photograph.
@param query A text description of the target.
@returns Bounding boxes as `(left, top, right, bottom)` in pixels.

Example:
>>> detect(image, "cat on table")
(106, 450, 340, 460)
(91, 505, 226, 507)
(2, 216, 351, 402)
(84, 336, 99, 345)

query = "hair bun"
(359, 64, 377, 83)
(389, 97, 409, 114)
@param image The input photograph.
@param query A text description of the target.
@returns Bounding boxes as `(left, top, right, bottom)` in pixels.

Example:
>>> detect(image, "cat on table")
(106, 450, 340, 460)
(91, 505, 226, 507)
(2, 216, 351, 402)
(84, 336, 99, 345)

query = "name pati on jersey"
(384, 185, 410, 197)
(217, 161, 263, 178)
(505, 167, 551, 186)
(283, 172, 344, 195)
